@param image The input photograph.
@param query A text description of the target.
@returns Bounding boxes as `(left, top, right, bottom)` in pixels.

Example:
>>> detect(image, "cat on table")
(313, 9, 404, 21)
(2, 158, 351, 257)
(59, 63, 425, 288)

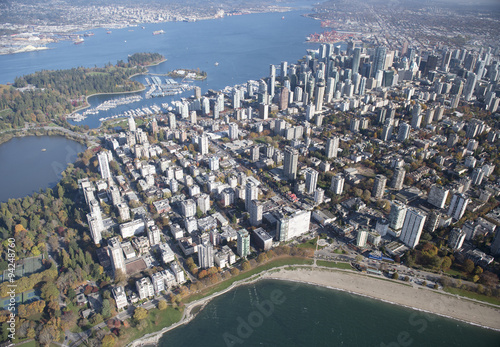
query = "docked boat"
(74, 37, 84, 44)
(153, 30, 165, 35)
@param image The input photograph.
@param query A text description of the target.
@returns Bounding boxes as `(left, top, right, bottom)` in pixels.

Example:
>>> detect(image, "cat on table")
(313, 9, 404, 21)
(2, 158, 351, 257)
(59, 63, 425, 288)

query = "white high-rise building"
(250, 200, 263, 227)
(98, 152, 111, 180)
(147, 225, 161, 246)
(400, 209, 426, 249)
(181, 199, 197, 218)
(372, 175, 387, 199)
(276, 210, 311, 242)
(447, 193, 469, 221)
(197, 194, 210, 214)
(209, 156, 220, 171)
(388, 200, 407, 230)
(283, 146, 299, 180)
(229, 123, 239, 140)
(198, 242, 214, 269)
(326, 137, 339, 159)
(391, 167, 405, 190)
(198, 135, 209, 155)
(427, 185, 449, 209)
(128, 116, 136, 132)
(87, 213, 103, 245)
(330, 174, 345, 195)
(245, 181, 258, 211)
(304, 168, 319, 194)
(108, 237, 126, 277)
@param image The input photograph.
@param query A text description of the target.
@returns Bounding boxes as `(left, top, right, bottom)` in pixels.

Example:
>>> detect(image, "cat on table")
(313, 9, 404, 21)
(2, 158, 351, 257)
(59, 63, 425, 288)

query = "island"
(167, 68, 207, 80)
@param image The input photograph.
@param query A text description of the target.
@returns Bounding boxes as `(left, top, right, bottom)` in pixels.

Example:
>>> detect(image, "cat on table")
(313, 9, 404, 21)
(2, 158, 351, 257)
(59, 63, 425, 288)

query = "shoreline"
(127, 265, 500, 347)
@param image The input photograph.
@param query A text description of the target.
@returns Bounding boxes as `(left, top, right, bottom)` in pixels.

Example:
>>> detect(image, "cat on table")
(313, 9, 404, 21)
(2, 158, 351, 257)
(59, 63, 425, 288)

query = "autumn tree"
(133, 307, 148, 321)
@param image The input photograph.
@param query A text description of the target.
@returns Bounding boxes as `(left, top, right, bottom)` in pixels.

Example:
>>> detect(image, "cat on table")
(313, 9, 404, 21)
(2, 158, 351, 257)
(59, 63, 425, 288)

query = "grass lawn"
(297, 239, 318, 249)
(117, 307, 183, 347)
(316, 260, 352, 270)
(444, 268, 463, 278)
(184, 257, 313, 304)
(443, 287, 500, 306)
(14, 340, 36, 347)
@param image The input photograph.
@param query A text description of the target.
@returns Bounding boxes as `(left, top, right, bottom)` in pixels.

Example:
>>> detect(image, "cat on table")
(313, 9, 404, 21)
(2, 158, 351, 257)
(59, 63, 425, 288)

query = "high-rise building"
(330, 174, 345, 195)
(372, 46, 387, 77)
(279, 87, 289, 111)
(464, 72, 477, 101)
(168, 113, 176, 129)
(397, 123, 411, 142)
(108, 237, 126, 277)
(326, 137, 339, 159)
(400, 209, 426, 248)
(251, 145, 260, 163)
(448, 193, 469, 221)
(250, 200, 263, 227)
(98, 152, 111, 180)
(427, 185, 449, 209)
(197, 194, 210, 214)
(117, 203, 130, 221)
(314, 188, 325, 204)
(209, 156, 220, 171)
(352, 47, 361, 74)
(245, 181, 258, 211)
(229, 123, 239, 140)
(372, 175, 387, 199)
(381, 124, 393, 142)
(283, 146, 299, 180)
(181, 199, 197, 218)
(314, 80, 325, 112)
(448, 228, 466, 251)
(128, 116, 136, 132)
(198, 242, 214, 269)
(471, 167, 485, 185)
(356, 229, 368, 248)
(147, 225, 161, 246)
(87, 213, 103, 245)
(389, 201, 407, 230)
(391, 168, 405, 190)
(304, 168, 319, 194)
(198, 135, 209, 155)
(276, 209, 311, 242)
(237, 229, 251, 258)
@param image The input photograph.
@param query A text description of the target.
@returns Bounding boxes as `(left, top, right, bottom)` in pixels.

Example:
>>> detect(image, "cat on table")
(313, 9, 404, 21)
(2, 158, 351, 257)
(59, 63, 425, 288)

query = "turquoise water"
(159, 280, 500, 346)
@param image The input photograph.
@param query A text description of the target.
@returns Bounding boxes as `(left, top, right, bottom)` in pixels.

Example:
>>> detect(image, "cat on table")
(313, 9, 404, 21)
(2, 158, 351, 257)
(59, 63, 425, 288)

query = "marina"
(67, 94, 143, 122)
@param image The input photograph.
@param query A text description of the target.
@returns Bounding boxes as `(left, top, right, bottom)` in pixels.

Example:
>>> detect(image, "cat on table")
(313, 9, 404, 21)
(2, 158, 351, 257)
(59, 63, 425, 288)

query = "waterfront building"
(237, 229, 251, 258)
(400, 208, 426, 249)
(276, 209, 311, 242)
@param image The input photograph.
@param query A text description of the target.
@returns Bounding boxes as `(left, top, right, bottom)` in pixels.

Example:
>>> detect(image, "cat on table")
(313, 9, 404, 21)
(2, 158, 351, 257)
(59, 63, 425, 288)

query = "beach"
(262, 267, 500, 331)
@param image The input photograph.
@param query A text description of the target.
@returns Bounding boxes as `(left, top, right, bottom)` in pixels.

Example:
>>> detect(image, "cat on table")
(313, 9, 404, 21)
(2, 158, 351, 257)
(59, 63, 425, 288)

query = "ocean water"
(159, 280, 500, 347)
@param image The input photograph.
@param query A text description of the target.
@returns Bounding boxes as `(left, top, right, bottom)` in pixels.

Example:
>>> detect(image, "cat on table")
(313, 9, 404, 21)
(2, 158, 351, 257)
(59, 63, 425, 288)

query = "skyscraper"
(330, 174, 345, 195)
(128, 116, 136, 132)
(198, 135, 209, 155)
(391, 167, 405, 190)
(314, 80, 325, 112)
(283, 146, 299, 181)
(304, 168, 319, 194)
(326, 136, 339, 159)
(389, 201, 407, 231)
(245, 181, 258, 211)
(108, 237, 126, 277)
(237, 229, 250, 258)
(464, 72, 477, 101)
(97, 152, 111, 180)
(372, 46, 387, 77)
(250, 200, 263, 227)
(372, 175, 387, 199)
(400, 209, 426, 248)
(427, 185, 449, 209)
(352, 47, 361, 74)
(198, 242, 214, 269)
(448, 193, 469, 221)
(229, 123, 239, 140)
(397, 123, 411, 142)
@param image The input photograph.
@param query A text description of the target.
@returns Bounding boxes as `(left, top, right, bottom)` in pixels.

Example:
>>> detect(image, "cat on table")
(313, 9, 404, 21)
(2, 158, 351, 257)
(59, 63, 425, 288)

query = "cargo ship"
(153, 30, 165, 35)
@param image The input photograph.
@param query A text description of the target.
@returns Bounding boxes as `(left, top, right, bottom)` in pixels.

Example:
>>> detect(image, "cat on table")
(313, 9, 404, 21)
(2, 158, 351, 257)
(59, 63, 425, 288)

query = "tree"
(463, 259, 475, 274)
(256, 253, 268, 264)
(133, 307, 148, 321)
(102, 334, 116, 347)
(441, 256, 452, 270)
(41, 282, 59, 302)
(392, 272, 399, 280)
(158, 300, 168, 310)
(114, 269, 127, 284)
(101, 299, 111, 319)
(230, 267, 240, 276)
(241, 261, 251, 271)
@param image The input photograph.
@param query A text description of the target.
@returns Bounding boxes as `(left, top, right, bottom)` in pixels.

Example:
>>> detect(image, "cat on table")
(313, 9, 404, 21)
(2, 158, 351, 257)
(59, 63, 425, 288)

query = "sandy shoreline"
(262, 268, 500, 331)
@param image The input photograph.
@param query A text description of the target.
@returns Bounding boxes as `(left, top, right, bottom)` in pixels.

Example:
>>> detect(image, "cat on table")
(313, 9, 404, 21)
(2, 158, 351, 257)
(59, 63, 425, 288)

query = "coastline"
(127, 265, 500, 347)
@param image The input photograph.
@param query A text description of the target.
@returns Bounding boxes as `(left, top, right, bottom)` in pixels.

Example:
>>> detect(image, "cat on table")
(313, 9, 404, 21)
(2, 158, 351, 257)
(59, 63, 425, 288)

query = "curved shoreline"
(126, 265, 500, 347)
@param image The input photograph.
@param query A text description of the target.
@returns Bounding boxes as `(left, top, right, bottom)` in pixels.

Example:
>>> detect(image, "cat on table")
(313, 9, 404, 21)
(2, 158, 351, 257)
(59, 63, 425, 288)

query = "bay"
(0, 136, 86, 202)
(0, 10, 324, 129)
(159, 280, 500, 347)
